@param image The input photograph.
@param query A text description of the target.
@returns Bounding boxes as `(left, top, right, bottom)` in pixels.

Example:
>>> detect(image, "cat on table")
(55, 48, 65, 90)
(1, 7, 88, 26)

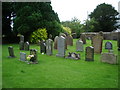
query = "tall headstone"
(24, 41, 29, 51)
(19, 41, 24, 50)
(105, 41, 112, 50)
(40, 40, 46, 54)
(30, 49, 38, 63)
(20, 52, 26, 61)
(80, 34, 86, 44)
(8, 46, 15, 58)
(101, 53, 117, 64)
(59, 33, 67, 49)
(85, 46, 94, 61)
(46, 39, 53, 55)
(118, 32, 120, 51)
(92, 34, 103, 53)
(76, 39, 84, 52)
(66, 35, 73, 46)
(20, 35, 24, 42)
(56, 36, 66, 57)
(54, 36, 59, 49)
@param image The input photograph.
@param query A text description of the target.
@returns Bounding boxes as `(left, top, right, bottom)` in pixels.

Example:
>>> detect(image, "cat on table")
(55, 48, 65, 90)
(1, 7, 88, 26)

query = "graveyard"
(2, 39, 118, 88)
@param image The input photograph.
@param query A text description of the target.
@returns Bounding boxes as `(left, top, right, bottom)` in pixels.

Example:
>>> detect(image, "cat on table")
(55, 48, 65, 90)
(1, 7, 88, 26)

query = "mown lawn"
(2, 39, 118, 88)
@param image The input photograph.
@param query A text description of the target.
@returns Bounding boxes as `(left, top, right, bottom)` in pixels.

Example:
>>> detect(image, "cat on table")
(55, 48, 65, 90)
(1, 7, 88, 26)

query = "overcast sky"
(51, 0, 119, 23)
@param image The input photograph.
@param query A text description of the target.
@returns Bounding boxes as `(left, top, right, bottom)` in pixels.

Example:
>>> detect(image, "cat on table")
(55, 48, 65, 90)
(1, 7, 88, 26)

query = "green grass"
(2, 39, 118, 88)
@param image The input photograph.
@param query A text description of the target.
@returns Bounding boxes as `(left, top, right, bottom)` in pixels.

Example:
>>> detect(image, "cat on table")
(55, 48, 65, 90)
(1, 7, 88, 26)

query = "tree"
(89, 3, 119, 32)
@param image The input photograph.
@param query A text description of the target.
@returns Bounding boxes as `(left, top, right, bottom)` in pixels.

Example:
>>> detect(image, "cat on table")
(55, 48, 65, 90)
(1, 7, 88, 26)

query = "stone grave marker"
(56, 36, 66, 57)
(24, 41, 30, 51)
(59, 33, 67, 49)
(66, 52, 80, 60)
(20, 35, 24, 42)
(80, 34, 86, 44)
(85, 46, 94, 61)
(76, 39, 84, 52)
(19, 41, 24, 50)
(54, 36, 59, 49)
(105, 41, 113, 53)
(66, 35, 73, 46)
(20, 52, 26, 61)
(101, 53, 117, 64)
(92, 34, 103, 53)
(46, 39, 53, 55)
(40, 40, 46, 54)
(30, 49, 38, 63)
(8, 46, 15, 58)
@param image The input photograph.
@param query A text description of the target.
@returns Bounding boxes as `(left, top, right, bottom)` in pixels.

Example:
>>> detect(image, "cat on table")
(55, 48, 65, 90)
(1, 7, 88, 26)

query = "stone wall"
(82, 32, 119, 40)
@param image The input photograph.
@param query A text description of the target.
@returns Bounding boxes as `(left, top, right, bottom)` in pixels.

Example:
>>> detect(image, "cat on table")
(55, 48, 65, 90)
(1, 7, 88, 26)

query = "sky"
(51, 0, 120, 23)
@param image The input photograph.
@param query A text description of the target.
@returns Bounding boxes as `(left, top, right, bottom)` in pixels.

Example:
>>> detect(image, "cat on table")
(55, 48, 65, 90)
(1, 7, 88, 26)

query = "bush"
(61, 25, 71, 35)
(30, 28, 48, 43)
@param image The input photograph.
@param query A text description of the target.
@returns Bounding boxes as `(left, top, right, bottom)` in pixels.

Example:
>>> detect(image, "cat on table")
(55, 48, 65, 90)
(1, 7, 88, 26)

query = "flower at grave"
(27, 55, 34, 61)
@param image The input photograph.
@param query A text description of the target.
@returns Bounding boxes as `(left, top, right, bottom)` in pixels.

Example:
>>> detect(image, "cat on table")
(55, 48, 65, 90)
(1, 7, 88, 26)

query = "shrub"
(30, 28, 48, 43)
(61, 25, 71, 35)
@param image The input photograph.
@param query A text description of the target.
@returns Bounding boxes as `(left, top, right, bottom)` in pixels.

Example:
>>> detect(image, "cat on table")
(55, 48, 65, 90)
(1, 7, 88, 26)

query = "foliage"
(30, 28, 47, 43)
(61, 25, 71, 35)
(89, 3, 119, 32)
(62, 17, 83, 38)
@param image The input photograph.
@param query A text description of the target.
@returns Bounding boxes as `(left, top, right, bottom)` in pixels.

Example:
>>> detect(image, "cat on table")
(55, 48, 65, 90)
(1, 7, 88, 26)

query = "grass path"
(2, 39, 118, 88)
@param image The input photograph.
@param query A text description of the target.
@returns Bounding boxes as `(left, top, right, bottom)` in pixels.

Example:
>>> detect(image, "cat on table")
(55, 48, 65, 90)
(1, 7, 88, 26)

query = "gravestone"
(66, 35, 73, 46)
(85, 46, 94, 61)
(56, 36, 66, 57)
(37, 40, 41, 46)
(105, 41, 112, 50)
(66, 52, 80, 60)
(101, 53, 117, 64)
(20, 52, 26, 61)
(80, 34, 86, 44)
(76, 39, 84, 51)
(118, 32, 120, 51)
(40, 40, 46, 54)
(46, 39, 53, 55)
(30, 49, 38, 63)
(54, 36, 59, 49)
(20, 35, 24, 42)
(8, 46, 15, 58)
(59, 33, 67, 49)
(24, 41, 29, 51)
(92, 34, 103, 53)
(19, 41, 24, 50)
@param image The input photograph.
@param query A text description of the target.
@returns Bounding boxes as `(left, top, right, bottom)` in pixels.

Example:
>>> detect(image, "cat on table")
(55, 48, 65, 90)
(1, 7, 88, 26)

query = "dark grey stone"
(40, 40, 46, 54)
(46, 39, 53, 55)
(85, 46, 94, 61)
(19, 41, 24, 50)
(24, 41, 29, 51)
(30, 49, 38, 63)
(8, 46, 15, 58)
(20, 35, 24, 42)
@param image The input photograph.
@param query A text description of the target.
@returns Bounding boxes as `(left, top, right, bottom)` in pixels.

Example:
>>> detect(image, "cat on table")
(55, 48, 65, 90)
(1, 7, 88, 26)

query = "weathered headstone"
(46, 39, 53, 55)
(76, 39, 84, 52)
(56, 36, 66, 57)
(105, 41, 112, 50)
(20, 52, 26, 61)
(8, 46, 15, 58)
(118, 32, 120, 51)
(24, 41, 29, 51)
(66, 35, 73, 46)
(30, 49, 38, 63)
(19, 41, 24, 50)
(80, 34, 86, 44)
(85, 46, 94, 61)
(20, 35, 24, 42)
(92, 34, 103, 53)
(59, 33, 67, 49)
(37, 40, 41, 46)
(101, 53, 117, 64)
(40, 40, 46, 54)
(54, 36, 59, 49)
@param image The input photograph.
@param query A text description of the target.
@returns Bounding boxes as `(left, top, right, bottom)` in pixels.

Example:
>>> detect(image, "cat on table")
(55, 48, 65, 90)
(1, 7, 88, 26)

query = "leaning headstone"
(19, 41, 24, 50)
(66, 35, 73, 46)
(80, 34, 86, 44)
(54, 36, 59, 49)
(20, 52, 26, 61)
(92, 34, 103, 53)
(101, 53, 117, 64)
(8, 46, 15, 58)
(56, 36, 66, 57)
(24, 41, 30, 51)
(40, 40, 46, 54)
(85, 46, 94, 61)
(20, 35, 24, 42)
(29, 49, 38, 64)
(46, 39, 53, 55)
(76, 39, 84, 52)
